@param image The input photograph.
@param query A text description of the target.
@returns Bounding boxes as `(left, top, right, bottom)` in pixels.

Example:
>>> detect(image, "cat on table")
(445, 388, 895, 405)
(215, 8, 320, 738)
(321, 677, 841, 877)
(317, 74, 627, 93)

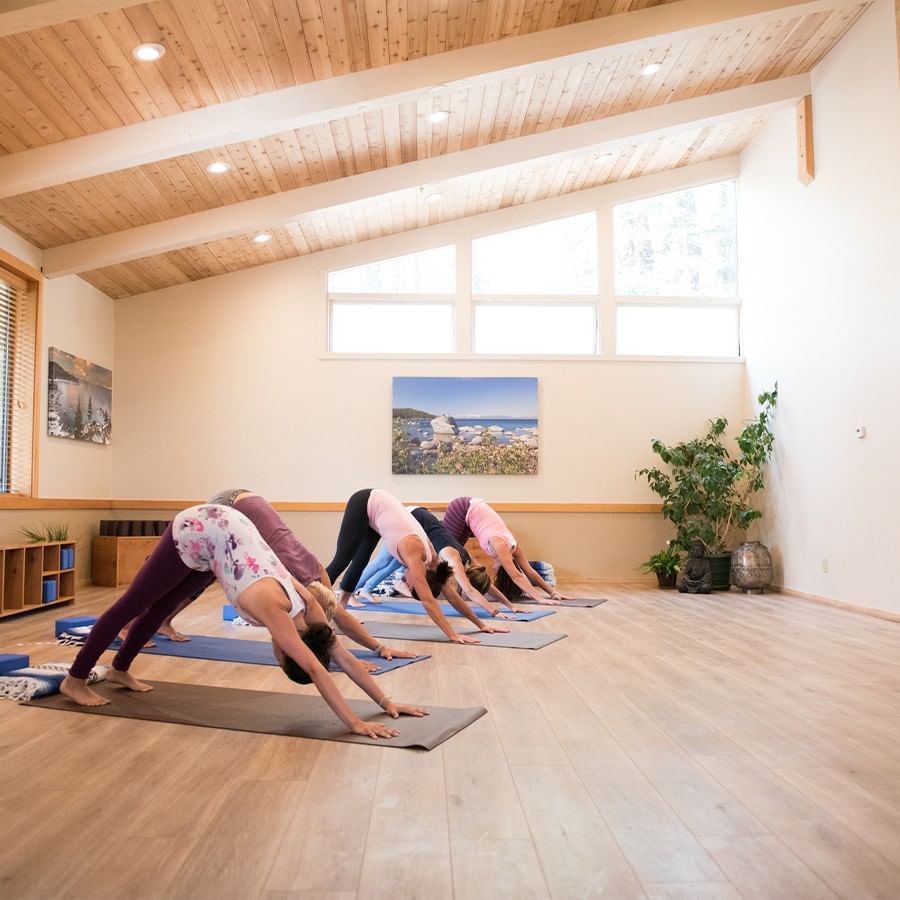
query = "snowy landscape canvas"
(392, 377, 538, 475)
(47, 348, 112, 445)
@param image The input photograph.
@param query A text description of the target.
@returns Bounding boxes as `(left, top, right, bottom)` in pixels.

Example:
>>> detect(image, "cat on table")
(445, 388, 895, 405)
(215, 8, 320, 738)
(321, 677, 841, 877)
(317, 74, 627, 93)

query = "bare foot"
(106, 668, 154, 693)
(60, 675, 109, 707)
(116, 629, 156, 648)
(157, 624, 190, 642)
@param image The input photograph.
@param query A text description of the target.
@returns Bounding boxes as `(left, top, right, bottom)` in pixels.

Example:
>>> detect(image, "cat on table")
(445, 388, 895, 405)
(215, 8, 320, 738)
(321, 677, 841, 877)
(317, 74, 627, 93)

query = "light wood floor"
(1, 583, 900, 900)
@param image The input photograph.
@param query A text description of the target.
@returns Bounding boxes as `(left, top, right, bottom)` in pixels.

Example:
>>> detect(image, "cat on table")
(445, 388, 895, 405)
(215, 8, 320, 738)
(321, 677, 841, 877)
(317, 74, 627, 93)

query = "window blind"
(0, 267, 36, 494)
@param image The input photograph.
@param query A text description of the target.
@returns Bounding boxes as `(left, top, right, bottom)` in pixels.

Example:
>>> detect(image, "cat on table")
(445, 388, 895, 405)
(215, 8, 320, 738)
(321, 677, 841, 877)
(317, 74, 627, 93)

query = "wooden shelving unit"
(91, 535, 160, 588)
(0, 540, 75, 620)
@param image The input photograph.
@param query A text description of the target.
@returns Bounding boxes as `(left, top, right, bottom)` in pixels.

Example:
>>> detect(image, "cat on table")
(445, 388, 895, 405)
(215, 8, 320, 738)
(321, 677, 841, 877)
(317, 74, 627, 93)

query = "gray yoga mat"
(514, 597, 608, 608)
(360, 621, 567, 650)
(26, 680, 486, 751)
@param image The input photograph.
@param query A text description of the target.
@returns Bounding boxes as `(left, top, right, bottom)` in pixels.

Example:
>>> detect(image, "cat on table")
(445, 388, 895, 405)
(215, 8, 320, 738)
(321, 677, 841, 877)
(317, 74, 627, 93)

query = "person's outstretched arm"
(492, 539, 557, 604)
(442, 548, 501, 616)
(512, 546, 571, 601)
(404, 556, 480, 644)
(332, 605, 417, 660)
(440, 579, 510, 634)
(246, 587, 397, 738)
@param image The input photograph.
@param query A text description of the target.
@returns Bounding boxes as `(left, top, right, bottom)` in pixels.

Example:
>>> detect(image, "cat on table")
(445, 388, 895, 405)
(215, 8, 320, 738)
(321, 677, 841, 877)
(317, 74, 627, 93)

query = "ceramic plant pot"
(730, 541, 774, 593)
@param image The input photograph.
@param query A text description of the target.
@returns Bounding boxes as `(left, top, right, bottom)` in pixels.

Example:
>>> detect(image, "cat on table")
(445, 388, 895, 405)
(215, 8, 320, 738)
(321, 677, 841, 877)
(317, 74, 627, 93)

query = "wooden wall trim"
(0, 497, 663, 514)
(781, 587, 900, 625)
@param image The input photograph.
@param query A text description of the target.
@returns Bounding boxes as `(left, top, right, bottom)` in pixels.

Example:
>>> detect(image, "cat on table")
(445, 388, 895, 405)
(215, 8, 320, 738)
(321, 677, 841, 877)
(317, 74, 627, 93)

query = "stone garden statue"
(677, 540, 712, 594)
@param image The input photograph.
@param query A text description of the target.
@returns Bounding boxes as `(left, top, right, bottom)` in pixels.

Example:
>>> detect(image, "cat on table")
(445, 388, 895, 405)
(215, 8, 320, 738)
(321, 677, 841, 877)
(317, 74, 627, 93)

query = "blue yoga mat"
(353, 599, 554, 622)
(120, 634, 429, 675)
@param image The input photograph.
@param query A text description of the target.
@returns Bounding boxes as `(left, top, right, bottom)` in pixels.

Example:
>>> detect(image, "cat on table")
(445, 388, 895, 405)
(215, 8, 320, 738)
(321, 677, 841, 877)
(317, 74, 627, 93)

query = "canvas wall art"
(47, 348, 112, 445)
(392, 377, 538, 475)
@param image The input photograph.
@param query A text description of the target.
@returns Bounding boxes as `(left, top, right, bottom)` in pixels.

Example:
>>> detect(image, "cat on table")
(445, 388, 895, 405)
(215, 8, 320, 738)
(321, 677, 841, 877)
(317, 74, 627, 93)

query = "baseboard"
(781, 586, 900, 625)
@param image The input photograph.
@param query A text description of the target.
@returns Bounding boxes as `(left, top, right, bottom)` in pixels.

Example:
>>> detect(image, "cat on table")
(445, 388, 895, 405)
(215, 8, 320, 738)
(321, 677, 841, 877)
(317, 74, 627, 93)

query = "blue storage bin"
(0, 653, 29, 674)
(222, 604, 238, 621)
(61, 548, 74, 569)
(42, 578, 58, 603)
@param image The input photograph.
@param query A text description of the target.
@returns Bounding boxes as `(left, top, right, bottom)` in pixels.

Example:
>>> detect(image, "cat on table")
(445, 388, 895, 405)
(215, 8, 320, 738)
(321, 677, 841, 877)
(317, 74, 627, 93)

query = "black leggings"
(325, 489, 381, 592)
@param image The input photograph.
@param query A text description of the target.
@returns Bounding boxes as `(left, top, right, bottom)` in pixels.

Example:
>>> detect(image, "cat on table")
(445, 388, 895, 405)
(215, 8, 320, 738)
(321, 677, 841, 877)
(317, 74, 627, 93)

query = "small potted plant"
(641, 543, 682, 588)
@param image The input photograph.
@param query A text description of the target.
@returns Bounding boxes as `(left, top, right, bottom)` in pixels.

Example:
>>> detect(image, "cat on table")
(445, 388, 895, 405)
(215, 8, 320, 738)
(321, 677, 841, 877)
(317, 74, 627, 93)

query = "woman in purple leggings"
(61, 504, 427, 739)
(146, 489, 416, 671)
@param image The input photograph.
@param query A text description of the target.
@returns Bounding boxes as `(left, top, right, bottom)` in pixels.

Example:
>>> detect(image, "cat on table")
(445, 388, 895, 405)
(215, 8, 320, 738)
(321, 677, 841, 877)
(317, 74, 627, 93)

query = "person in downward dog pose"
(145, 490, 416, 671)
(442, 496, 571, 605)
(326, 488, 509, 643)
(61, 505, 427, 739)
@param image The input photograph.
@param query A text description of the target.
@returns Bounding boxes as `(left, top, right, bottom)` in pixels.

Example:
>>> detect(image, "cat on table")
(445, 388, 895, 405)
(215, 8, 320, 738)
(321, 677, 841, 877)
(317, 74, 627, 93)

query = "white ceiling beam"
(0, 1, 144, 37)
(0, 0, 858, 198)
(43, 73, 809, 277)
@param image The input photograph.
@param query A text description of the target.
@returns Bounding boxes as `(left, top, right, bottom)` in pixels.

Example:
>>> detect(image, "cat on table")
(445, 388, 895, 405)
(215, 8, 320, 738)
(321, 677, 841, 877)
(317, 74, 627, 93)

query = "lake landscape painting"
(392, 376, 538, 475)
(48, 347, 112, 445)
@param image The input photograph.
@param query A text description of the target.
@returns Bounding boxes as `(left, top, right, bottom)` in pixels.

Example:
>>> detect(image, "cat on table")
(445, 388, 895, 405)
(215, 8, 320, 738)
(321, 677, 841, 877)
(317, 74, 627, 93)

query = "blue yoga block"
(222, 604, 238, 621)
(61, 548, 74, 569)
(42, 578, 58, 603)
(0, 653, 30, 674)
(55, 615, 97, 637)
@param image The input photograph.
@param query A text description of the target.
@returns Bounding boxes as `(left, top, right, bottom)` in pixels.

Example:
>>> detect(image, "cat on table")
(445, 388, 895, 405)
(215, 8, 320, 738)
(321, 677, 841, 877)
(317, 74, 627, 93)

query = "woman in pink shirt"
(442, 496, 572, 604)
(326, 489, 509, 644)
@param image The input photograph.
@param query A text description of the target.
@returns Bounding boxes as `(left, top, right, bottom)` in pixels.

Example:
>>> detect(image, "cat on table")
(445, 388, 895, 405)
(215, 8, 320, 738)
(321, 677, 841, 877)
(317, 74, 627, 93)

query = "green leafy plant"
(19, 521, 70, 543)
(641, 543, 682, 577)
(637, 385, 778, 554)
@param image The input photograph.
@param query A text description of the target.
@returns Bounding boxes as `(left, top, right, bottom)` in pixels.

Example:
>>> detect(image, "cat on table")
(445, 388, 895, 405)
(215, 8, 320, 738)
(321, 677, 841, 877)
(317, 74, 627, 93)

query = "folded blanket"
(0, 661, 108, 702)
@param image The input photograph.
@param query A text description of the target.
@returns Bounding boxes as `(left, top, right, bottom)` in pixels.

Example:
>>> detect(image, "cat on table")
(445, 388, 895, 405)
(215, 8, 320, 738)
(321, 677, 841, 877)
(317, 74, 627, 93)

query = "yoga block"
(55, 615, 97, 637)
(42, 578, 58, 603)
(222, 604, 238, 621)
(0, 653, 30, 674)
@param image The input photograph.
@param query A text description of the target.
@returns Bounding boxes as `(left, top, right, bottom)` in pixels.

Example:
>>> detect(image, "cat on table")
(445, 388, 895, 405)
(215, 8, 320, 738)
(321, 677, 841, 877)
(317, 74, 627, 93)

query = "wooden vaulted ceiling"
(0, 0, 872, 298)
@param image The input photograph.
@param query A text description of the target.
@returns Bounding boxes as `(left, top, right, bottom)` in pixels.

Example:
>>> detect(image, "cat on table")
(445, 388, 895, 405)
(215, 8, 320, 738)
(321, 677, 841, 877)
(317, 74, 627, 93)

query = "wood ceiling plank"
(317, 0, 352, 75)
(10, 29, 118, 133)
(271, 0, 315, 84)
(245, 0, 297, 90)
(296, 0, 334, 78)
(364, 0, 389, 67)
(0, 40, 81, 142)
(193, 0, 260, 98)
(258, 133, 303, 192)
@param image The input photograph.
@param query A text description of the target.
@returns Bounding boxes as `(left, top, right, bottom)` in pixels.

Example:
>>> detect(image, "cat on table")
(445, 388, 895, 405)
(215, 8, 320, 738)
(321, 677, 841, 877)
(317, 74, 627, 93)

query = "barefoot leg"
(157, 623, 190, 642)
(106, 668, 154, 693)
(60, 675, 109, 707)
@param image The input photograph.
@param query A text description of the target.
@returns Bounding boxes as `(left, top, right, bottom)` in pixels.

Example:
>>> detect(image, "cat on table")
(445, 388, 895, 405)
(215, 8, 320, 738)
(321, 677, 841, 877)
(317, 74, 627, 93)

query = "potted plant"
(641, 543, 682, 588)
(636, 385, 777, 590)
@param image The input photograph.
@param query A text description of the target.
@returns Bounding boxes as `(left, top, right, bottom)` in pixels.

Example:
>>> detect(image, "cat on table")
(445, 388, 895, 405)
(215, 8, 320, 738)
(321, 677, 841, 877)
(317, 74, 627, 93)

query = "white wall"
(739, 0, 900, 611)
(111, 166, 745, 505)
(39, 275, 116, 497)
(0, 224, 116, 499)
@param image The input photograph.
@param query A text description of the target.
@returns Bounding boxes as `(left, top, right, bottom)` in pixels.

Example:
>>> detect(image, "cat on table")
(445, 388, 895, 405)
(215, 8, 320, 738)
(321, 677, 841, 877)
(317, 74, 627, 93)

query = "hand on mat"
(378, 645, 416, 660)
(352, 719, 400, 739)
(495, 611, 518, 620)
(450, 633, 481, 644)
(383, 700, 430, 719)
(360, 660, 380, 673)
(479, 622, 511, 634)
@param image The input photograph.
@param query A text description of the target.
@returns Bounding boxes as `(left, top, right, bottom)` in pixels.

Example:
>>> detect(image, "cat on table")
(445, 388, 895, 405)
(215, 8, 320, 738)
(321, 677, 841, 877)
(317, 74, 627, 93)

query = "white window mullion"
(597, 199, 616, 357)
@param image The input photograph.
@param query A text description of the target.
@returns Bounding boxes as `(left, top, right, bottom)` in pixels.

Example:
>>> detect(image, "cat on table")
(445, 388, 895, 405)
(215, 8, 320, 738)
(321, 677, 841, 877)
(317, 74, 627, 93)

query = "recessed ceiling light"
(252, 232, 272, 244)
(429, 110, 449, 124)
(132, 42, 166, 62)
(206, 161, 231, 174)
(640, 62, 663, 76)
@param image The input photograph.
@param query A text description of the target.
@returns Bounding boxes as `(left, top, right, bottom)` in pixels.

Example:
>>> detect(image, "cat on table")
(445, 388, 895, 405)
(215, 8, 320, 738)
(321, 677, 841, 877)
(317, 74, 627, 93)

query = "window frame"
(611, 178, 741, 359)
(0, 248, 42, 502)
(323, 172, 742, 363)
